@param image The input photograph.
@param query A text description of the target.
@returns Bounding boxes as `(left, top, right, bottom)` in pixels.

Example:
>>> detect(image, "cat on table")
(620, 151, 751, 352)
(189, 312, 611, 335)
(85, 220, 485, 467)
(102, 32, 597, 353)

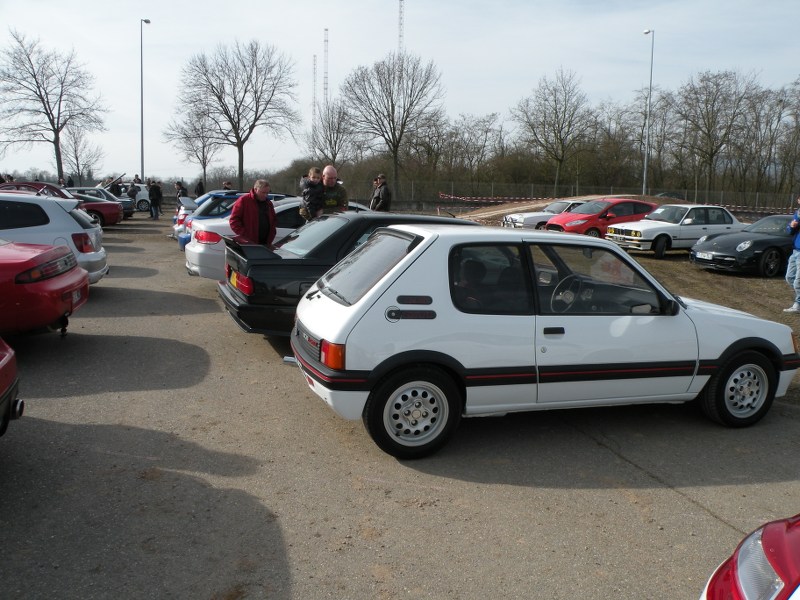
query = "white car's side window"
(531, 244, 661, 315)
(449, 245, 532, 314)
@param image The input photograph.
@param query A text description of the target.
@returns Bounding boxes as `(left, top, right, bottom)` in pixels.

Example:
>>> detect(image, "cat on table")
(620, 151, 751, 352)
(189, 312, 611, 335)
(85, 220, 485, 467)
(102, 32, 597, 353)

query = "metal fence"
(384, 180, 797, 214)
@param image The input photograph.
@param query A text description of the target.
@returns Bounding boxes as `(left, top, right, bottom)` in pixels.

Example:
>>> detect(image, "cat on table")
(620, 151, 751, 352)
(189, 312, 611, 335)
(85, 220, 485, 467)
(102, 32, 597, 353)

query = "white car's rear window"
(318, 229, 416, 305)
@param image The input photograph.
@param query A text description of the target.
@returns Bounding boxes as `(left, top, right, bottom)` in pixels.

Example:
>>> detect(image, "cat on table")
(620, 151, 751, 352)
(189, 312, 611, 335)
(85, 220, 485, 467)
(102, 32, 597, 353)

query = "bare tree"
(61, 125, 103, 186)
(450, 113, 502, 183)
(402, 112, 451, 179)
(583, 101, 638, 188)
(726, 85, 788, 193)
(512, 68, 593, 195)
(164, 105, 224, 187)
(178, 40, 300, 190)
(673, 70, 758, 194)
(341, 52, 445, 200)
(0, 30, 106, 180)
(305, 97, 359, 166)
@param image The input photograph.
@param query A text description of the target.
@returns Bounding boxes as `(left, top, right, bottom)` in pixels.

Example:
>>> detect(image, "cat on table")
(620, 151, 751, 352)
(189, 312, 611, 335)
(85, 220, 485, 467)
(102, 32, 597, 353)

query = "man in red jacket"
(229, 179, 276, 246)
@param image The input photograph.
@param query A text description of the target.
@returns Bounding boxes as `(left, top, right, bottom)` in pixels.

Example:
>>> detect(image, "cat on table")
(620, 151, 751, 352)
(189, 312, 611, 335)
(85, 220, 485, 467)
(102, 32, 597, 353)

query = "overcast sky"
(2, 0, 799, 182)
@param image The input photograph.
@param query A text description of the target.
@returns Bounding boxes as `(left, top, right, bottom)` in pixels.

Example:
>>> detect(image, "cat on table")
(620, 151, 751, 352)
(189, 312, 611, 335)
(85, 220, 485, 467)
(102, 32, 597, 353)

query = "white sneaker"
(783, 304, 800, 313)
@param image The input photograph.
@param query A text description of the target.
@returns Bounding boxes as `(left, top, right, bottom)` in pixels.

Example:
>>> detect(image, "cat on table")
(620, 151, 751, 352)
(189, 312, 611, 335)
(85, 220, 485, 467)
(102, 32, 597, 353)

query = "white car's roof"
(387, 222, 616, 248)
(654, 203, 726, 210)
(0, 192, 80, 211)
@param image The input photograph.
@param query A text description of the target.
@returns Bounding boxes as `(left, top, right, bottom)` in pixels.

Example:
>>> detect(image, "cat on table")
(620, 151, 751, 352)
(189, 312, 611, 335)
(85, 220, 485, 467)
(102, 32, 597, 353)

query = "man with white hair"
(320, 165, 348, 213)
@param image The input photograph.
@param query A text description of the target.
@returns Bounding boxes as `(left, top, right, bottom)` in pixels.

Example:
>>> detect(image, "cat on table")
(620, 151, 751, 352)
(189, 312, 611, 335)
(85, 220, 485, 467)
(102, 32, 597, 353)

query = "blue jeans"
(785, 249, 800, 305)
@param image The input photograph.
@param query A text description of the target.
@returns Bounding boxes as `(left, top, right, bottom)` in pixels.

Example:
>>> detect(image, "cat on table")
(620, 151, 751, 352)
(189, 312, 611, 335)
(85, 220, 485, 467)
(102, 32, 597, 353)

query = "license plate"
(695, 252, 712, 260)
(72, 289, 82, 303)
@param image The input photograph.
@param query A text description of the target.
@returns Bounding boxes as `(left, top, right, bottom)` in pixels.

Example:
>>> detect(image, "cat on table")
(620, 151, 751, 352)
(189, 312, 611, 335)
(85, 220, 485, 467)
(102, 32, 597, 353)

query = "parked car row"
(0, 183, 114, 338)
(68, 187, 136, 219)
(0, 181, 124, 226)
(503, 196, 796, 276)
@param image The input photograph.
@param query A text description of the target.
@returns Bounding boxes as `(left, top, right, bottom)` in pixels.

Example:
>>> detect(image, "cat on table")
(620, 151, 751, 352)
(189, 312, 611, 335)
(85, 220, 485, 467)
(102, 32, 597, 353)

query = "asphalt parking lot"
(2, 216, 800, 599)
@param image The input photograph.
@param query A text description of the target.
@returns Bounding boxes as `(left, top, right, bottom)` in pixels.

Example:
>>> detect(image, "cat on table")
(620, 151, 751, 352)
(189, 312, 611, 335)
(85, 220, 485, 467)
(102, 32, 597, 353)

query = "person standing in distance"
(229, 179, 276, 246)
(784, 194, 800, 312)
(321, 165, 348, 213)
(148, 180, 163, 220)
(370, 174, 392, 211)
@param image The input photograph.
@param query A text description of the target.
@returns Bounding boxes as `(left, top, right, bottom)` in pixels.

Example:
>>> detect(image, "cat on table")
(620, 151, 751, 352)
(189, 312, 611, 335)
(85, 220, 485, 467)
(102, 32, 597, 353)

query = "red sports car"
(0, 337, 22, 436)
(0, 181, 122, 226)
(701, 513, 800, 599)
(0, 238, 89, 335)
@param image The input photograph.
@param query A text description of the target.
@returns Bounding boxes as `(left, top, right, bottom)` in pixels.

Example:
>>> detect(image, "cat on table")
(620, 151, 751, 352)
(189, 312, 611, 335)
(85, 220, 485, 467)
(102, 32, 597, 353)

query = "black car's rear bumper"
(217, 281, 295, 337)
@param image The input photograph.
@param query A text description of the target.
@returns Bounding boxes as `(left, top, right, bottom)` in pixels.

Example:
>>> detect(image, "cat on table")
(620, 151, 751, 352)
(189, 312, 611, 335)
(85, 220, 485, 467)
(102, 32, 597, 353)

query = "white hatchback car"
(291, 224, 800, 459)
(185, 198, 369, 280)
(0, 193, 108, 284)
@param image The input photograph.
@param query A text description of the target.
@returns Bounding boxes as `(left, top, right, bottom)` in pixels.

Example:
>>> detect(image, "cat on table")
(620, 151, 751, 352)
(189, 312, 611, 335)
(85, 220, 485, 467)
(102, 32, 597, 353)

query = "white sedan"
(606, 204, 747, 258)
(291, 224, 800, 459)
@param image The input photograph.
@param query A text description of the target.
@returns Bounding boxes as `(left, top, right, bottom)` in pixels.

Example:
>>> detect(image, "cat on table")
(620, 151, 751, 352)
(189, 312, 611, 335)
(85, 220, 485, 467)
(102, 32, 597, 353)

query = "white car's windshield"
(645, 205, 688, 224)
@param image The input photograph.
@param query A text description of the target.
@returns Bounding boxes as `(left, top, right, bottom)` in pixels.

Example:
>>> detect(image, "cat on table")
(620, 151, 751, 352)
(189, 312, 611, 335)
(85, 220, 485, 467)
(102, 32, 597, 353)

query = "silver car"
(0, 192, 108, 284)
(502, 200, 585, 229)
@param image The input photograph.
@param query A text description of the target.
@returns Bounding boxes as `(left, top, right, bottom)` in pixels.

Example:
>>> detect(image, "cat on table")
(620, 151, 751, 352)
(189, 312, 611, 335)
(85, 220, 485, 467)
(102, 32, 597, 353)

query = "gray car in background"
(67, 187, 135, 219)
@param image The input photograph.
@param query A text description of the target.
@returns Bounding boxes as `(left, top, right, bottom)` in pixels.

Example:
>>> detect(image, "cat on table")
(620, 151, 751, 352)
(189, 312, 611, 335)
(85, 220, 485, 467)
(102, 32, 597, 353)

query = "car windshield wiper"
(324, 286, 350, 305)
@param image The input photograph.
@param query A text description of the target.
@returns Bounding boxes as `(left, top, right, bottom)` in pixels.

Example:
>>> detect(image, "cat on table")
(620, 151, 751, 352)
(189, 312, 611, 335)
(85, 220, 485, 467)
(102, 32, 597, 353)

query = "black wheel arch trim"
(703, 337, 799, 375)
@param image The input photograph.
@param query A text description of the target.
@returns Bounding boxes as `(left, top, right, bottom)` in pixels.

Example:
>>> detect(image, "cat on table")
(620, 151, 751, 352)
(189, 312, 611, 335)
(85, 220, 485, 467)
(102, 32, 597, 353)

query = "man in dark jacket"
(229, 179, 277, 246)
(148, 181, 163, 220)
(321, 165, 348, 213)
(370, 174, 392, 211)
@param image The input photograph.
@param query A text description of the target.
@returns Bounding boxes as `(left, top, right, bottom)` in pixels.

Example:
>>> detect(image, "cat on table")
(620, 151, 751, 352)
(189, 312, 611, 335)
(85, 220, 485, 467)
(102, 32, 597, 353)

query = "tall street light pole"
(642, 28, 655, 196)
(140, 18, 151, 182)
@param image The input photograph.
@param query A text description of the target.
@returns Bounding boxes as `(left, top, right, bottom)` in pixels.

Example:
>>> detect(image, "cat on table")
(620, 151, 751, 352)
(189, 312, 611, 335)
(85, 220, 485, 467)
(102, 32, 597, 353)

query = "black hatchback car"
(690, 214, 794, 277)
(217, 212, 479, 336)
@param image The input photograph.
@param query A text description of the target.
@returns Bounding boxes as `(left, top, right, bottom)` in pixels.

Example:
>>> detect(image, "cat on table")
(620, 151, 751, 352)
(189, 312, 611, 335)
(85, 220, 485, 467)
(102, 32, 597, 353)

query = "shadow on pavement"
(0, 418, 291, 598)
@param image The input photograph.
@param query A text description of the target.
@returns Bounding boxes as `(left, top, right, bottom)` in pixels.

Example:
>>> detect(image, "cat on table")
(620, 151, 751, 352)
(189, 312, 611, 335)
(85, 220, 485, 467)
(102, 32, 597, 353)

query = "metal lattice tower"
(312, 54, 317, 135)
(398, 0, 405, 52)
(323, 28, 329, 103)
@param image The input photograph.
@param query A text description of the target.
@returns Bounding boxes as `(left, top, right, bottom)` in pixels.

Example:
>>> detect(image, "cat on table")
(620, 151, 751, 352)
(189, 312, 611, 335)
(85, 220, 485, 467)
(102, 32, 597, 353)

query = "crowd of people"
(229, 164, 390, 248)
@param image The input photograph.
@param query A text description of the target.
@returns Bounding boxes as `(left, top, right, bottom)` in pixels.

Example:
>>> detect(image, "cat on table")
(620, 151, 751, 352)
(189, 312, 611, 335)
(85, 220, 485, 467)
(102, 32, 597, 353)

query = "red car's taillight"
(71, 233, 96, 253)
(195, 230, 222, 244)
(15, 250, 77, 283)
